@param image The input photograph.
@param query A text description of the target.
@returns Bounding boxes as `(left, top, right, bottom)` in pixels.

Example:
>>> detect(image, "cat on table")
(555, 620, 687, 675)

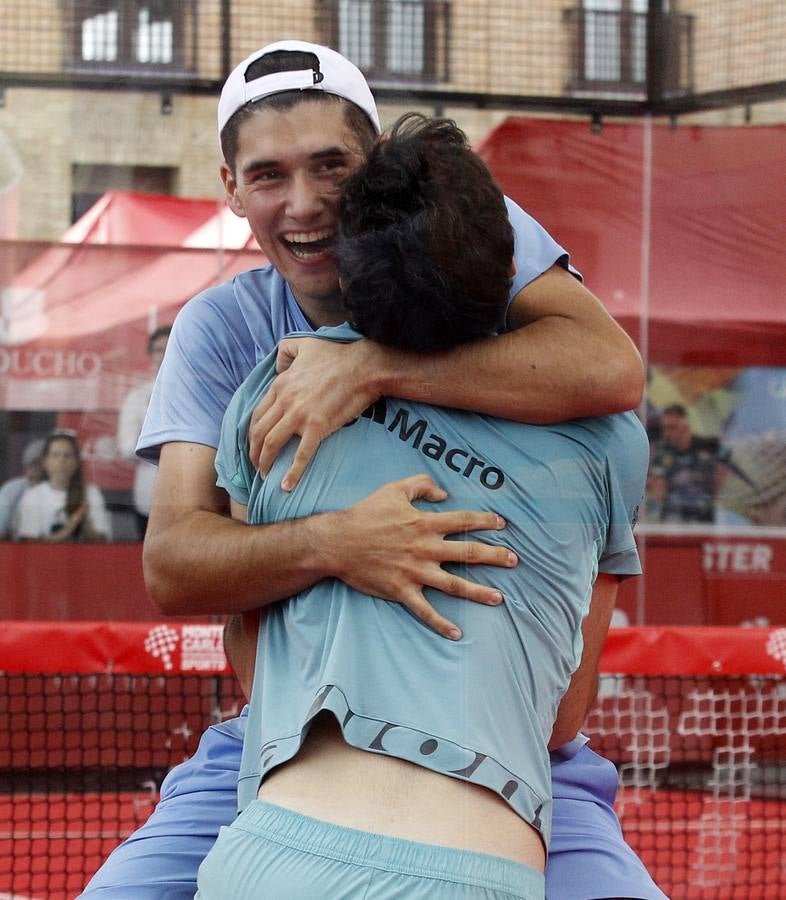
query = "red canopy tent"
(478, 120, 786, 627)
(2, 125, 784, 486)
(0, 191, 264, 488)
(59, 189, 257, 250)
(477, 118, 786, 367)
(1, 190, 262, 411)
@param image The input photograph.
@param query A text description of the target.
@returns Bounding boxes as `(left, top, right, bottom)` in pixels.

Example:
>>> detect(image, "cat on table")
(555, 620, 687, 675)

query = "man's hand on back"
(250, 337, 384, 490)
(146, 446, 516, 625)
(326, 473, 516, 640)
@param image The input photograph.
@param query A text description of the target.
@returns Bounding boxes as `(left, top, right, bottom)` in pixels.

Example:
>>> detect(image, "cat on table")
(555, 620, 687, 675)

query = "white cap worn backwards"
(217, 40, 381, 139)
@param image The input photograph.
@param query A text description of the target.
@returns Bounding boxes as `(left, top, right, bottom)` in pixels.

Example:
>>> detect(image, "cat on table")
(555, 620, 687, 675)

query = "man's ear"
(510, 259, 517, 276)
(220, 162, 246, 218)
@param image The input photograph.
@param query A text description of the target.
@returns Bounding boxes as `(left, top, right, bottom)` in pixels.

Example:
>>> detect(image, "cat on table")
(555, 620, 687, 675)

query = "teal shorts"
(195, 801, 545, 899)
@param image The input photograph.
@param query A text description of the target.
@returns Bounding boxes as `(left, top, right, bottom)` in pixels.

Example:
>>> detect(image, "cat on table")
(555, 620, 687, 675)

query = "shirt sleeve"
(215, 353, 279, 507)
(137, 287, 256, 463)
(506, 197, 580, 303)
(13, 488, 41, 539)
(598, 414, 649, 579)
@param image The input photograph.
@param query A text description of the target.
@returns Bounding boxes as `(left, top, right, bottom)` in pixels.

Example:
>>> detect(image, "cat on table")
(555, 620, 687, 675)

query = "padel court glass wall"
(1, 1, 785, 897)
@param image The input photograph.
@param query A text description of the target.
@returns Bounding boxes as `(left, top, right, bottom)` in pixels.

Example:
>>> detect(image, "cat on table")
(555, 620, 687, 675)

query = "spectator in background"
(117, 325, 171, 538)
(647, 403, 730, 523)
(716, 433, 786, 526)
(0, 438, 45, 539)
(716, 367, 786, 527)
(13, 430, 111, 542)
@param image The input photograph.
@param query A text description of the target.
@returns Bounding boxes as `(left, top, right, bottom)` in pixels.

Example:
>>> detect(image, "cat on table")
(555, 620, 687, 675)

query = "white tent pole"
(636, 114, 653, 627)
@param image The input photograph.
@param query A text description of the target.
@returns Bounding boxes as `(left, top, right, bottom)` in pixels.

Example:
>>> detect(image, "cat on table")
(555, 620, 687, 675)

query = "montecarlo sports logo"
(766, 628, 786, 670)
(350, 398, 505, 491)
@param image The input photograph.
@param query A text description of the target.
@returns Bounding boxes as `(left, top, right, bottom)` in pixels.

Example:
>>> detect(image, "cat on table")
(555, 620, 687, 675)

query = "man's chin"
(282, 254, 336, 288)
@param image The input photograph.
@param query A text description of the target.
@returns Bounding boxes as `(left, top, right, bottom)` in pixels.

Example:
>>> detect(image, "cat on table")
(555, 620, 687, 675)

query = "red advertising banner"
(0, 242, 262, 413)
(0, 191, 263, 414)
(2, 621, 785, 677)
(0, 619, 230, 675)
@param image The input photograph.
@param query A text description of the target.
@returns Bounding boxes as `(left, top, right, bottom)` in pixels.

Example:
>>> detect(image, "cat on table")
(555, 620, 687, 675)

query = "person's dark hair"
(147, 324, 172, 354)
(220, 51, 377, 172)
(334, 113, 514, 353)
(42, 431, 86, 522)
(663, 403, 688, 418)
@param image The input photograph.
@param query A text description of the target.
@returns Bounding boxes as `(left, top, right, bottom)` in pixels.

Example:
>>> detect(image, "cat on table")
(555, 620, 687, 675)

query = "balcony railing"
(66, 0, 198, 79)
(317, 0, 451, 84)
(564, 7, 694, 97)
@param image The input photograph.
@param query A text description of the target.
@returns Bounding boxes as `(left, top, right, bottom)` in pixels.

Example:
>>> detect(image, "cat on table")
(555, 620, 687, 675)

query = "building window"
(72, 1, 190, 73)
(577, 0, 647, 89)
(338, 0, 374, 70)
(71, 164, 175, 223)
(321, 0, 449, 82)
(387, 0, 426, 76)
(81, 9, 119, 62)
(565, 0, 692, 95)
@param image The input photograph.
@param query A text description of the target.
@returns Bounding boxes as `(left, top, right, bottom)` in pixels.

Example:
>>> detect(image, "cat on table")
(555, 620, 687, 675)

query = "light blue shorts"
(80, 709, 668, 899)
(195, 800, 545, 899)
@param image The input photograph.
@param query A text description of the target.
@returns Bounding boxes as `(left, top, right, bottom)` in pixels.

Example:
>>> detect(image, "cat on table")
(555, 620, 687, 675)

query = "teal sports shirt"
(215, 325, 648, 847)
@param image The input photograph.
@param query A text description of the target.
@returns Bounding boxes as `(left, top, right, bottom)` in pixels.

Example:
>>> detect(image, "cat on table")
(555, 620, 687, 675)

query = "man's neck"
(293, 289, 346, 330)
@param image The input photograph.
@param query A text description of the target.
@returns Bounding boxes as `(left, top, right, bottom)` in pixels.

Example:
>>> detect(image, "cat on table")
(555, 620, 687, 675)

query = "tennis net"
(2, 622, 785, 899)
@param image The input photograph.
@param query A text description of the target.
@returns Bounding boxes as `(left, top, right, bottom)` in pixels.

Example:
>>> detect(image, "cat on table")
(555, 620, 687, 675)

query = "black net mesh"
(1, 1, 784, 115)
(2, 670, 784, 898)
(1, 671, 245, 899)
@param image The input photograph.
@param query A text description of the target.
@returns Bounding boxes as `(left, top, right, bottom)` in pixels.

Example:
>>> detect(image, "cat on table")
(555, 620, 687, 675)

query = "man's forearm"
(147, 443, 511, 634)
(376, 321, 633, 424)
(143, 506, 337, 616)
(249, 266, 642, 490)
(548, 574, 619, 750)
(375, 271, 643, 423)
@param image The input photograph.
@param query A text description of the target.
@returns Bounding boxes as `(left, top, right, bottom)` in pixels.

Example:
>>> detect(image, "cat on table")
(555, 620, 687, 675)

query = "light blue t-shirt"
(137, 198, 574, 461)
(215, 325, 648, 849)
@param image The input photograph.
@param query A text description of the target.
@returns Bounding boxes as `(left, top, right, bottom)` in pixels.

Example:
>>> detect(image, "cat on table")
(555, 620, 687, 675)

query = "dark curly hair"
(334, 113, 514, 353)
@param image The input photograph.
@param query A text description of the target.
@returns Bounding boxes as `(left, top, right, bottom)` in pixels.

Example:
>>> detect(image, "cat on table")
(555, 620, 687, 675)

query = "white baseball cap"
(217, 40, 381, 140)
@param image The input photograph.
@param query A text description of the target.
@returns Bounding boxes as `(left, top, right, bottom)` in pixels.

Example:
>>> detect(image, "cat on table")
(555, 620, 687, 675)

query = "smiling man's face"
(221, 100, 367, 326)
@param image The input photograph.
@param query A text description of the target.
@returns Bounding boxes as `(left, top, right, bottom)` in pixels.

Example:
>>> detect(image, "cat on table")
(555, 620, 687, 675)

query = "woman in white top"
(14, 430, 111, 542)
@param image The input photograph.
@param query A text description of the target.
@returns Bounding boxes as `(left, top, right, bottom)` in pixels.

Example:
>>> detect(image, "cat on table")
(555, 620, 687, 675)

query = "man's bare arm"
(252, 266, 644, 487)
(143, 442, 515, 634)
(223, 613, 258, 702)
(548, 574, 619, 750)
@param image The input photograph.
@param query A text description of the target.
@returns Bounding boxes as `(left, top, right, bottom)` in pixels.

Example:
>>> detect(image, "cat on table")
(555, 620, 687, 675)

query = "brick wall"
(0, 0, 784, 240)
